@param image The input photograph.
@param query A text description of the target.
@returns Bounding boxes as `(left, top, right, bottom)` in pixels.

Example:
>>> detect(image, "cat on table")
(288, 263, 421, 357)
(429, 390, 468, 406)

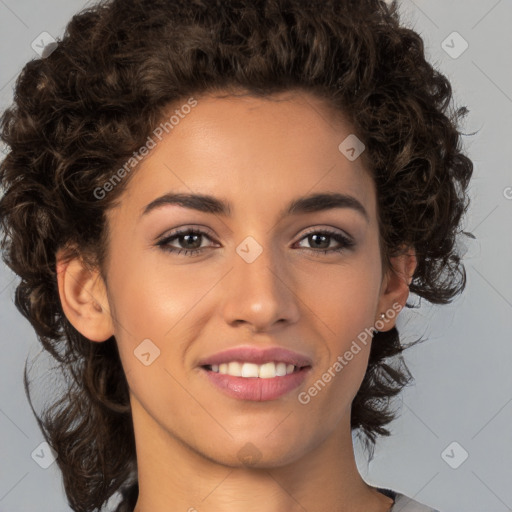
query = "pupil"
(182, 234, 201, 249)
(310, 234, 329, 249)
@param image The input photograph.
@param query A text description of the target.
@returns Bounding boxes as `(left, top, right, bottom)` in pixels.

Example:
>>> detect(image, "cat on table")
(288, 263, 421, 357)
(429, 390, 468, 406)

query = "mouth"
(199, 362, 312, 401)
(196, 345, 313, 400)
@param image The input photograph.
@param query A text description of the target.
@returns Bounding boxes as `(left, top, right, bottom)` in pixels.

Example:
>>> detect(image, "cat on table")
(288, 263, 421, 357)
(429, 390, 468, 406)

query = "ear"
(56, 249, 114, 342)
(374, 246, 417, 332)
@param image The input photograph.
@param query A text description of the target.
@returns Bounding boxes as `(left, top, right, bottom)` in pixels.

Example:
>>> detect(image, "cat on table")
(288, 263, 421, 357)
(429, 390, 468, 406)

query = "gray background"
(0, 1, 511, 511)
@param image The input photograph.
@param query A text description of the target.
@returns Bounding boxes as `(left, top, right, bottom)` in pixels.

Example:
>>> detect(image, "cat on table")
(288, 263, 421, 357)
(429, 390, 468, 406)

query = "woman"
(0, 0, 473, 511)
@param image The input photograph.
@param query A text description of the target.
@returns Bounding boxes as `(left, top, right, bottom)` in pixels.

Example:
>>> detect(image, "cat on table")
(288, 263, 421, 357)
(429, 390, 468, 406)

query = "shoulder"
(377, 487, 441, 512)
(392, 492, 441, 512)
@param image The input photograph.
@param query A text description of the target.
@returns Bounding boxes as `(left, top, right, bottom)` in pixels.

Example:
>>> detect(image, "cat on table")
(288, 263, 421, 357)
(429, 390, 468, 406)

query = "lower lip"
(200, 366, 311, 401)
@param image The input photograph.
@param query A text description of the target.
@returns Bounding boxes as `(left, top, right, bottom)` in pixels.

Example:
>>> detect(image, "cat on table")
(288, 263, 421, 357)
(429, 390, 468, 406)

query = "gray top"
(377, 488, 440, 512)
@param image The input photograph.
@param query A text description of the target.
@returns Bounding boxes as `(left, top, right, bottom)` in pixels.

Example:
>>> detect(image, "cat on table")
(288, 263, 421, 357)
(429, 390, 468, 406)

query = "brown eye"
(295, 229, 355, 255)
(156, 229, 216, 256)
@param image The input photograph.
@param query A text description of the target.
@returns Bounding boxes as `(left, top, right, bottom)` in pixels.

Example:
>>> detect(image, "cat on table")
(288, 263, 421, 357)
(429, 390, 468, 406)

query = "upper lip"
(197, 345, 313, 368)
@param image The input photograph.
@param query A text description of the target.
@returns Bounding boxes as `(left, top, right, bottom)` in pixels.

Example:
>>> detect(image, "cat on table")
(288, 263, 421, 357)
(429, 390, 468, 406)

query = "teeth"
(228, 361, 242, 376)
(210, 361, 298, 378)
(260, 362, 278, 378)
(241, 362, 259, 377)
(276, 362, 287, 376)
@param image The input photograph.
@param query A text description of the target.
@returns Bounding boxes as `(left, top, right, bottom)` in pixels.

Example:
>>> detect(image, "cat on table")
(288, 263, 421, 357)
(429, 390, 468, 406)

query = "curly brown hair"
(0, 0, 473, 510)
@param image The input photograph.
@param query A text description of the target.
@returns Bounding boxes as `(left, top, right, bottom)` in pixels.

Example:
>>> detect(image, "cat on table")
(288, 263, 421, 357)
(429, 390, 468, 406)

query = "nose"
(220, 239, 300, 333)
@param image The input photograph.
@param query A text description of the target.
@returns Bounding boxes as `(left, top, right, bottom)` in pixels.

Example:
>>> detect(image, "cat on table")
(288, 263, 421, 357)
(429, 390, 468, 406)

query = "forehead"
(114, 91, 377, 222)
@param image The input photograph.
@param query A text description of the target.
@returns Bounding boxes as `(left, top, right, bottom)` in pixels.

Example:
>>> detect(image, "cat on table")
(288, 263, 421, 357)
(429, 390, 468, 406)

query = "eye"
(294, 228, 355, 255)
(156, 228, 218, 256)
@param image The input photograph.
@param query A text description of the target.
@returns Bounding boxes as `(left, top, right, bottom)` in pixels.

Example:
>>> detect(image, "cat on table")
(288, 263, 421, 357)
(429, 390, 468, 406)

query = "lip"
(196, 345, 313, 368)
(200, 366, 312, 401)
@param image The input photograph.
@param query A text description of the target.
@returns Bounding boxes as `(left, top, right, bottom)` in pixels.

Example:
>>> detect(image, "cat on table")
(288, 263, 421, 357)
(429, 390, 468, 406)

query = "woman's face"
(69, 90, 412, 468)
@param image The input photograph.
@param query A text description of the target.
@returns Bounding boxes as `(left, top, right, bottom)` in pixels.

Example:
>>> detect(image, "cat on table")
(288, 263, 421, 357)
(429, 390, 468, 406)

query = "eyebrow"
(141, 191, 369, 223)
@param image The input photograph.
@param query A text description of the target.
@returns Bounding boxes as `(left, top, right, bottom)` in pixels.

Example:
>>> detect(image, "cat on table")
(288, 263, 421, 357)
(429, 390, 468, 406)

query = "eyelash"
(155, 227, 355, 257)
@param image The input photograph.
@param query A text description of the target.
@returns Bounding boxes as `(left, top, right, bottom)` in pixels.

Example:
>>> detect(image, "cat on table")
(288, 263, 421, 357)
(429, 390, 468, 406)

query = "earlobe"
(375, 247, 417, 332)
(56, 250, 114, 342)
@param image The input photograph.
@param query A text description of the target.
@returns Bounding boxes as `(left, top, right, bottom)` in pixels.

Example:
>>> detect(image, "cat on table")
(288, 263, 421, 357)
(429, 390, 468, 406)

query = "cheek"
(302, 267, 378, 420)
(297, 252, 381, 403)
(302, 258, 382, 340)
(105, 250, 222, 392)
(107, 245, 215, 336)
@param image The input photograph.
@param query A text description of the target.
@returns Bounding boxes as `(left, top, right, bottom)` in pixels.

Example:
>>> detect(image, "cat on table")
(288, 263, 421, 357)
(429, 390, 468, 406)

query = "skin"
(56, 90, 416, 512)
